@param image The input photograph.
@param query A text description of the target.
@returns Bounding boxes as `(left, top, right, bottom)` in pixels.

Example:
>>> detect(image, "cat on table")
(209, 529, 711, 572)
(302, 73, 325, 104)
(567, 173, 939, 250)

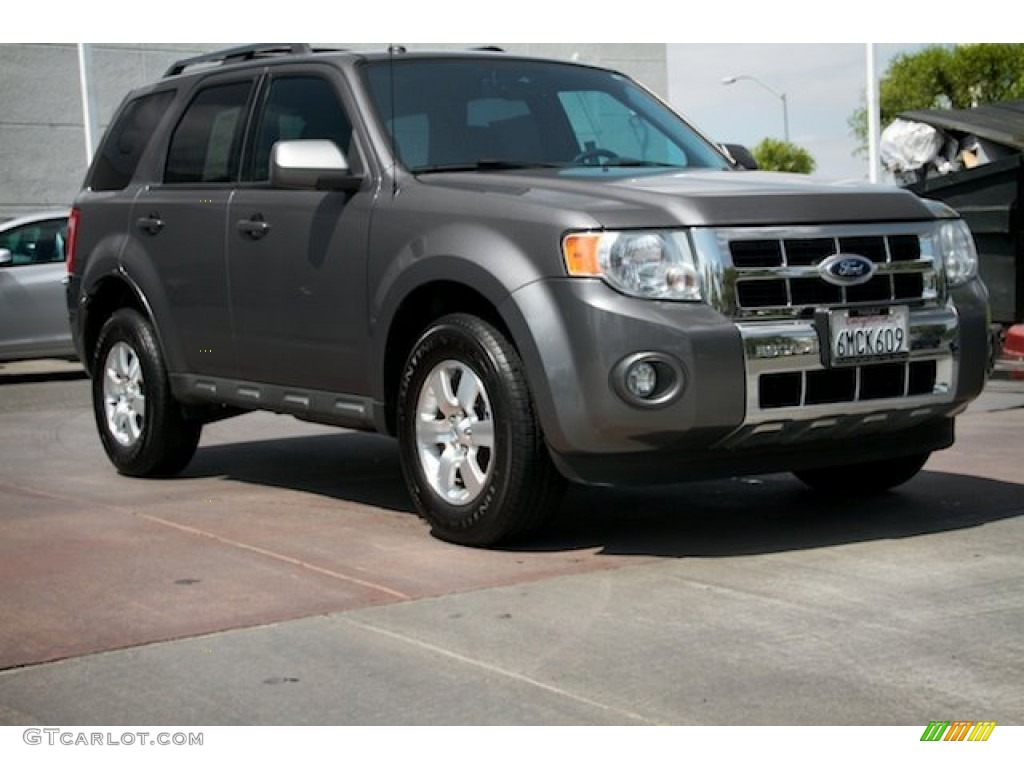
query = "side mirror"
(721, 143, 759, 171)
(0, 248, 11, 266)
(270, 139, 363, 191)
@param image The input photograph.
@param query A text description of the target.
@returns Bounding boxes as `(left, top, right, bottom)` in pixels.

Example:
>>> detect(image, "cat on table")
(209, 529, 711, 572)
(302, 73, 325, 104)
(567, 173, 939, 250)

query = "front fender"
(368, 218, 560, 406)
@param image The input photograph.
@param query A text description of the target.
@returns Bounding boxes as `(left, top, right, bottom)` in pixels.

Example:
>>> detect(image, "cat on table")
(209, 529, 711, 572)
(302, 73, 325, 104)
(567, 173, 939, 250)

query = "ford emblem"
(818, 253, 876, 286)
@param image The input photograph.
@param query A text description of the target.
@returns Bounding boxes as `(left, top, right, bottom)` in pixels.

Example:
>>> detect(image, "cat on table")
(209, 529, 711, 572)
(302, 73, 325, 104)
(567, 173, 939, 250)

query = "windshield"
(364, 57, 731, 173)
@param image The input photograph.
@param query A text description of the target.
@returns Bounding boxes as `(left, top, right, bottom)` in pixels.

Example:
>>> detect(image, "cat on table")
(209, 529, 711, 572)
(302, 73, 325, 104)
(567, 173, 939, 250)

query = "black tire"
(793, 452, 930, 495)
(91, 308, 201, 477)
(397, 313, 566, 547)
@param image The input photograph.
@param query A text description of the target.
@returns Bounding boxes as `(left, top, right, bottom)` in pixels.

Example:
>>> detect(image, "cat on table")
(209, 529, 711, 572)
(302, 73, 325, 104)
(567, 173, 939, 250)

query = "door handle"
(136, 214, 164, 236)
(237, 215, 270, 240)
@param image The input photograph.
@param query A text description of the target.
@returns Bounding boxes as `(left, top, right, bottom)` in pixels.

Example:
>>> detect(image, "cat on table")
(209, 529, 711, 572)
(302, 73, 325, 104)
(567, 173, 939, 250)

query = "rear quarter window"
(88, 90, 175, 191)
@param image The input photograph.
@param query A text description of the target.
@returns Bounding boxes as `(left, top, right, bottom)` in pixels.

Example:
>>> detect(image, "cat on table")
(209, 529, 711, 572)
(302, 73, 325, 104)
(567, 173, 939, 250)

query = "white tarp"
(879, 118, 945, 174)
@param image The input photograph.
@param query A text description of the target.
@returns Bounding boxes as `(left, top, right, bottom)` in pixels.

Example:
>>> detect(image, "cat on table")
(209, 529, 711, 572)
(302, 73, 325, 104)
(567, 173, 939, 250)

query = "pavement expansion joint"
(340, 616, 664, 726)
(0, 477, 414, 602)
(133, 510, 413, 600)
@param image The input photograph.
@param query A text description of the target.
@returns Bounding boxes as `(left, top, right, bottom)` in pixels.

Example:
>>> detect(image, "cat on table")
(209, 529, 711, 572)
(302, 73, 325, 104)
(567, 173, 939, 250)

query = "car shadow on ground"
(0, 367, 86, 385)
(180, 431, 1024, 559)
(183, 432, 417, 515)
(543, 472, 1024, 557)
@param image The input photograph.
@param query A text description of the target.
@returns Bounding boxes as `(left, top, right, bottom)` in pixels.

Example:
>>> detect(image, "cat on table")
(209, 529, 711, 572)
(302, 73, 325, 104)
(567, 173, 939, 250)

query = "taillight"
(66, 207, 80, 275)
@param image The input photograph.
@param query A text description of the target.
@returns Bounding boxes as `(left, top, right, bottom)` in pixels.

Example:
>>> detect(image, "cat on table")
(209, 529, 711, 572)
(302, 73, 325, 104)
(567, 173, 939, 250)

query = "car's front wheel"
(397, 314, 565, 547)
(92, 308, 201, 477)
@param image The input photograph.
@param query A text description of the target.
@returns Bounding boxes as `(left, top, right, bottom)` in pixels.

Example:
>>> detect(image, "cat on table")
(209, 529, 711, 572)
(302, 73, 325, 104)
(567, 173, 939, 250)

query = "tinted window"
(387, 113, 429, 169)
(248, 76, 354, 182)
(165, 81, 254, 183)
(89, 90, 175, 191)
(559, 90, 687, 166)
(365, 58, 729, 172)
(0, 219, 67, 266)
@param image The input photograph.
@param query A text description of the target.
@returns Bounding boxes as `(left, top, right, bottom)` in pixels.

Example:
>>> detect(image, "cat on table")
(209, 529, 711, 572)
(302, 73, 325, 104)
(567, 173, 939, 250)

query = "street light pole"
(866, 43, 881, 183)
(77, 43, 99, 165)
(722, 75, 790, 143)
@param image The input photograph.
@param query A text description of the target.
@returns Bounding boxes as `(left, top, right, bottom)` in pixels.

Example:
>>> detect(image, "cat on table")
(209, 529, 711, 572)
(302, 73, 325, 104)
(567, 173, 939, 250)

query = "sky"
(665, 43, 929, 182)
(19, 0, 994, 185)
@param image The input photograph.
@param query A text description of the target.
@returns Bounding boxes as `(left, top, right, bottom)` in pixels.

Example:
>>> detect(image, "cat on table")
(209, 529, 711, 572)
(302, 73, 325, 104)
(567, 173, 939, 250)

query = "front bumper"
(504, 278, 988, 485)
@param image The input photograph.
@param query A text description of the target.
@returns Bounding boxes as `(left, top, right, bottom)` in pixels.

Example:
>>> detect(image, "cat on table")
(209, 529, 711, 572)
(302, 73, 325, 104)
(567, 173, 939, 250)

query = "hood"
(417, 166, 934, 229)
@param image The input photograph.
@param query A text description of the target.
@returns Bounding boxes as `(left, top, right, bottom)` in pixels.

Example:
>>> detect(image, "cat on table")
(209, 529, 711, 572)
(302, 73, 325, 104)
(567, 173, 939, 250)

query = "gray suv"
(67, 44, 990, 546)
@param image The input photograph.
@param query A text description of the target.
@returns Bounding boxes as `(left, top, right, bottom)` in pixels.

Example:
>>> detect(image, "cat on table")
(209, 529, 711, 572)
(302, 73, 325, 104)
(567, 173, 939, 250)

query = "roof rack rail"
(164, 43, 314, 77)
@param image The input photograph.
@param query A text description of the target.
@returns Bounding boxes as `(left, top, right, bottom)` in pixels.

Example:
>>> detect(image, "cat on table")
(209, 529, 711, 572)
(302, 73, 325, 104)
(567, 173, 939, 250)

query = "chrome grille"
(700, 225, 942, 319)
(729, 234, 920, 269)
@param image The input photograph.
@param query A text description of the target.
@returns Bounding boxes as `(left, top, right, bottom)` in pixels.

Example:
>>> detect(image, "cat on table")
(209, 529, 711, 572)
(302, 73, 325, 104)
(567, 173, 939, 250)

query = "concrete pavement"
(0, 362, 1022, 725)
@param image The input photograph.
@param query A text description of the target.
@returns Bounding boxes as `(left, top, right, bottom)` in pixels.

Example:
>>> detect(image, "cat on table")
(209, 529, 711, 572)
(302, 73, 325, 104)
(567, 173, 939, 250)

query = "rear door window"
(164, 81, 255, 183)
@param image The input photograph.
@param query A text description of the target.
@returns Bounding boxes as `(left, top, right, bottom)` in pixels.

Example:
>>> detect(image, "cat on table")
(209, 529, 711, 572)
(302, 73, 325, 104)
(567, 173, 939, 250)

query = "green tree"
(850, 44, 1024, 153)
(752, 138, 816, 174)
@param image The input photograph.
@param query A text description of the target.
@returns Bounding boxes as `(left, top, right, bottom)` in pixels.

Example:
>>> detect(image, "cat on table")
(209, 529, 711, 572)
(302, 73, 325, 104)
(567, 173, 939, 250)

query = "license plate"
(830, 307, 909, 364)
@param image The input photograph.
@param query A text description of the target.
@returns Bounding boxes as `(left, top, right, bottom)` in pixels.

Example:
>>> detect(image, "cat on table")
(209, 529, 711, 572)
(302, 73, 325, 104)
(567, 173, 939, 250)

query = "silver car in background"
(0, 209, 76, 363)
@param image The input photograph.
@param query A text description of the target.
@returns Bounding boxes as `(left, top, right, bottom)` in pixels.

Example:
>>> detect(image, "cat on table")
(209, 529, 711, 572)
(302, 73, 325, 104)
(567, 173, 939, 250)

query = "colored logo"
(818, 253, 876, 286)
(920, 721, 996, 741)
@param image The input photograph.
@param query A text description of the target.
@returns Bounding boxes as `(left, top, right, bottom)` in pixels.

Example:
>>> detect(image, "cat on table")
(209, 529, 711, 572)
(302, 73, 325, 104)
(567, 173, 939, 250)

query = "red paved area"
(0, 402, 645, 669)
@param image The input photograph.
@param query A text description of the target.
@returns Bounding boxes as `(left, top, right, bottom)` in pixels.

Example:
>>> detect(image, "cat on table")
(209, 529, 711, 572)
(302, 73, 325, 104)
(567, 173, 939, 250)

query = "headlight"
(936, 219, 978, 287)
(563, 230, 702, 301)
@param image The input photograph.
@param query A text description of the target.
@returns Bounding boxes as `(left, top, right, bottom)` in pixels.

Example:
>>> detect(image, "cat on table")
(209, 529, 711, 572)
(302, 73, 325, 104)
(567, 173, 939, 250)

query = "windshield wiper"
(414, 159, 565, 174)
(594, 159, 682, 168)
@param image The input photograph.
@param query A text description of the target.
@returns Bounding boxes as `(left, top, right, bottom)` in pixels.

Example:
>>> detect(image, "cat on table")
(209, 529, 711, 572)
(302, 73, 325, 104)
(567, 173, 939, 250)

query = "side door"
(227, 70, 372, 394)
(128, 77, 257, 377)
(0, 215, 71, 360)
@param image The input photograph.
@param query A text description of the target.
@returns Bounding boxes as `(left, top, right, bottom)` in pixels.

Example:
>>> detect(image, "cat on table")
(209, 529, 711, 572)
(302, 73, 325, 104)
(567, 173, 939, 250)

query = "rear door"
(129, 77, 257, 377)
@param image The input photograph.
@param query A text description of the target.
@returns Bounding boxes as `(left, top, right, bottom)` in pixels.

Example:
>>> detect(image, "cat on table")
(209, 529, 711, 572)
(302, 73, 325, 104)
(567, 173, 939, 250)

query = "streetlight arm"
(722, 74, 790, 143)
(723, 74, 783, 100)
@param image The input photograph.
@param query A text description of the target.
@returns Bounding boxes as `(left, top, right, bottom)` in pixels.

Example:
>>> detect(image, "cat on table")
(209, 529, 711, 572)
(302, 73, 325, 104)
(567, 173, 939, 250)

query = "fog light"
(610, 353, 686, 408)
(626, 361, 658, 398)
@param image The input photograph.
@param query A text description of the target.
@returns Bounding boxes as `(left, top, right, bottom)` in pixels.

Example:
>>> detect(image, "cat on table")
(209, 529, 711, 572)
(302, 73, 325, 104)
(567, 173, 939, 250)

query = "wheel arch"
(80, 273, 155, 376)
(379, 279, 514, 436)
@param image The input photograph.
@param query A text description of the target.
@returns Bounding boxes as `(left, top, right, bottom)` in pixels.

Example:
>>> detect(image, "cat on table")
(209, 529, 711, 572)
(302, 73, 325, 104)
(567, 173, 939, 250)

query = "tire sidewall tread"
(397, 313, 563, 546)
(92, 308, 199, 477)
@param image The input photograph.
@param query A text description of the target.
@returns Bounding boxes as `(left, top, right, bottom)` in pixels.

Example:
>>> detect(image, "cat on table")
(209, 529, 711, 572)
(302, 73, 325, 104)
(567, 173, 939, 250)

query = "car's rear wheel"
(92, 308, 200, 477)
(793, 452, 930, 494)
(397, 313, 565, 547)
